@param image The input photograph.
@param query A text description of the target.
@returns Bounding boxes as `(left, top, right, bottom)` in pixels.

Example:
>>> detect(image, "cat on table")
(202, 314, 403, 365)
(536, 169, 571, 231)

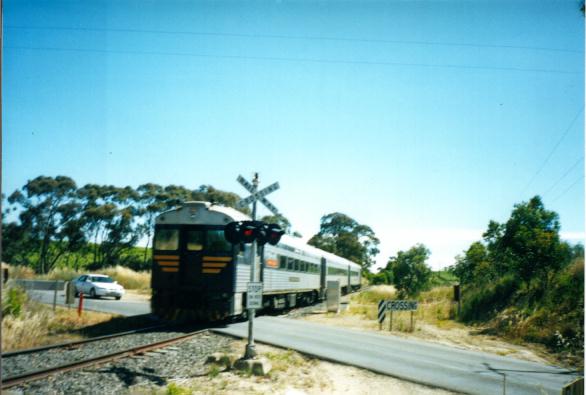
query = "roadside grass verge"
(347, 285, 459, 330)
(2, 285, 117, 351)
(101, 266, 151, 291)
(5, 263, 152, 292)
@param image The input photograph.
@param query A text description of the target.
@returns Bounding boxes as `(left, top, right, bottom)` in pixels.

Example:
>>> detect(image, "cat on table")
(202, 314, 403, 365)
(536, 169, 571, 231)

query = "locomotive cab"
(151, 201, 248, 320)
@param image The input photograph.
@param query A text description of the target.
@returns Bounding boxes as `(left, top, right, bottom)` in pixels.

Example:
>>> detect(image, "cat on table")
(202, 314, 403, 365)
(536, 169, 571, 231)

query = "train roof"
(155, 201, 250, 225)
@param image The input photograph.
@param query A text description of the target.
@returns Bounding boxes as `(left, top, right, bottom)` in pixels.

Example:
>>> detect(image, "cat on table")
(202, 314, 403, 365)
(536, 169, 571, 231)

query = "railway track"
(1, 324, 209, 390)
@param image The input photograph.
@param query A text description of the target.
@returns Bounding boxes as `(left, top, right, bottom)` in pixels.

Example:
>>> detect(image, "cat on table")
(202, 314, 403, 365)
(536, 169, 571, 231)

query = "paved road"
(26, 289, 151, 316)
(213, 316, 579, 395)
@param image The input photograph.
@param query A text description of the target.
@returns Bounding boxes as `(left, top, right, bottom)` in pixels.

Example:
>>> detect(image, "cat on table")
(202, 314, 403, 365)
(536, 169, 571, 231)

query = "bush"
(460, 274, 519, 322)
(2, 286, 28, 318)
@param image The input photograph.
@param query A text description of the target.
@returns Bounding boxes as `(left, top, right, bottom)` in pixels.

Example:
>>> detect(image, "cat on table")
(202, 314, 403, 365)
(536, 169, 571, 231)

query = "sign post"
(236, 173, 280, 360)
(378, 300, 418, 331)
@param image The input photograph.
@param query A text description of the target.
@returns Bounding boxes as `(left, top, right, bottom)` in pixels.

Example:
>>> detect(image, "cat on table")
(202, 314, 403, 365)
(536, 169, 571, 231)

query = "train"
(150, 201, 362, 320)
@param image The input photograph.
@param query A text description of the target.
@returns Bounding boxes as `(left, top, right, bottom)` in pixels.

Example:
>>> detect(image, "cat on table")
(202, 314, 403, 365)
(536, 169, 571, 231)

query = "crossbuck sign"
(236, 175, 280, 216)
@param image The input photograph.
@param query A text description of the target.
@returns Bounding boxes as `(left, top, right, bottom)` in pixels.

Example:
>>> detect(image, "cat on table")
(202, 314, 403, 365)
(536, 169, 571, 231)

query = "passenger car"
(73, 274, 125, 300)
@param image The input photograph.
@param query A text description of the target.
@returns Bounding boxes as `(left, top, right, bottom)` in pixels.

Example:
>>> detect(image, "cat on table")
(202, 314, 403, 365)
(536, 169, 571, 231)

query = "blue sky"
(4, 1, 584, 270)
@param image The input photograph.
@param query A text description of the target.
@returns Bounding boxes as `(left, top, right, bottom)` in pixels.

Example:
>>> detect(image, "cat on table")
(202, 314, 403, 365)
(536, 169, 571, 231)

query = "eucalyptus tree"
(308, 212, 380, 270)
(386, 244, 432, 298)
(7, 176, 84, 274)
(137, 183, 167, 265)
(260, 214, 291, 234)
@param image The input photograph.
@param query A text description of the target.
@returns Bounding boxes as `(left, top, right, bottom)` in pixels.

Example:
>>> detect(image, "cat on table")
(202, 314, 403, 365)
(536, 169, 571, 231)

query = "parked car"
(73, 274, 125, 300)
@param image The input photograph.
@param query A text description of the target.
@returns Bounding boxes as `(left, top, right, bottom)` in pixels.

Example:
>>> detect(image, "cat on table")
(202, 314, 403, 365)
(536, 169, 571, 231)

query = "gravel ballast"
(5, 332, 232, 394)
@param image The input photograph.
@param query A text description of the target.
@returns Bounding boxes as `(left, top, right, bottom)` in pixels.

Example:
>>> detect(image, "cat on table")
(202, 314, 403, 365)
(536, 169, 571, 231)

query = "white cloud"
(560, 231, 585, 242)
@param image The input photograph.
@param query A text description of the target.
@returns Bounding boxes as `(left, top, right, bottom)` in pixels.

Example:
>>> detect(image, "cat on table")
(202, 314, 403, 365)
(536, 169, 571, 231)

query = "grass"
(1, 285, 118, 351)
(5, 263, 152, 291)
(265, 349, 307, 373)
(345, 285, 459, 332)
(101, 266, 151, 291)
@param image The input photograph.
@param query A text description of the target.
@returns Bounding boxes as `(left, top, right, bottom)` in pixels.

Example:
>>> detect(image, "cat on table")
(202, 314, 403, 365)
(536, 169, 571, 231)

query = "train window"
(287, 257, 294, 271)
(186, 230, 204, 251)
(207, 230, 232, 253)
(294, 260, 300, 271)
(279, 256, 287, 269)
(154, 229, 179, 251)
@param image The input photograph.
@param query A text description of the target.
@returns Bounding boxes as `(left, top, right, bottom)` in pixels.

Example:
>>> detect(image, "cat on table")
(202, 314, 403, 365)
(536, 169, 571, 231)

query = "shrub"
(2, 286, 28, 318)
(460, 274, 519, 322)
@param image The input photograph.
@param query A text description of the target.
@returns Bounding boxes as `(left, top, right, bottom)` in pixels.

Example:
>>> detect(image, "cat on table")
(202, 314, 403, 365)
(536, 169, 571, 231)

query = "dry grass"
(100, 266, 151, 291)
(345, 285, 458, 332)
(6, 264, 36, 279)
(1, 286, 116, 351)
(4, 263, 152, 291)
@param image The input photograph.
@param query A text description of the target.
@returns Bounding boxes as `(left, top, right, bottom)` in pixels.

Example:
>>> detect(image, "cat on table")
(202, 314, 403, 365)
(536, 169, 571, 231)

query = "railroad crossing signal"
(224, 221, 284, 245)
(234, 173, 283, 360)
(236, 175, 280, 216)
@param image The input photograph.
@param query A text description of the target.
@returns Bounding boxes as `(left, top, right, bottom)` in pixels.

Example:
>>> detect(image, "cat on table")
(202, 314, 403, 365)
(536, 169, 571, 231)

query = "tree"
(260, 214, 292, 234)
(137, 183, 167, 265)
(485, 196, 570, 286)
(308, 212, 380, 270)
(452, 242, 492, 285)
(7, 176, 84, 274)
(386, 244, 432, 297)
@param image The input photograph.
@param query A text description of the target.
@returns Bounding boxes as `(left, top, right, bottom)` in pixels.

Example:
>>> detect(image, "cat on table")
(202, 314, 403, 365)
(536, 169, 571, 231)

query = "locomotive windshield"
(154, 229, 179, 251)
(207, 230, 232, 253)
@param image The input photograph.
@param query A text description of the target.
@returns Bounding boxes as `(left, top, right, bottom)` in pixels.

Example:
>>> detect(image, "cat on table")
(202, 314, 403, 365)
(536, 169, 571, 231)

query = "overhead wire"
(542, 156, 584, 196)
(520, 108, 584, 196)
(551, 175, 585, 203)
(5, 25, 583, 54)
(5, 45, 582, 75)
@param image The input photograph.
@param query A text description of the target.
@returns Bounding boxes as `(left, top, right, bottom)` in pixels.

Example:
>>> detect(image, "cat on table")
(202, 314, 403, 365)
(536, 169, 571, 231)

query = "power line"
(5, 45, 582, 75)
(551, 175, 585, 203)
(520, 108, 584, 195)
(5, 25, 584, 55)
(543, 156, 584, 196)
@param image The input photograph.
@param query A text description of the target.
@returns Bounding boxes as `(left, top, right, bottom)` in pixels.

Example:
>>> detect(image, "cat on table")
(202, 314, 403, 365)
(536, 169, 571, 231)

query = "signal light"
(264, 223, 285, 246)
(224, 221, 243, 244)
(223, 221, 284, 245)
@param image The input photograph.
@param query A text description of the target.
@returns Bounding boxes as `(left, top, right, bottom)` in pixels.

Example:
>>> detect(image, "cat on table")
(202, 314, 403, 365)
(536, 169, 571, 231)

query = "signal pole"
(236, 172, 281, 360)
(244, 173, 259, 359)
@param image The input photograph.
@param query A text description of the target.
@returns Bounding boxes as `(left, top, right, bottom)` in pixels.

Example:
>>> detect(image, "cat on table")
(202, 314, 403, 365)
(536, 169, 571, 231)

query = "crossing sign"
(236, 175, 280, 215)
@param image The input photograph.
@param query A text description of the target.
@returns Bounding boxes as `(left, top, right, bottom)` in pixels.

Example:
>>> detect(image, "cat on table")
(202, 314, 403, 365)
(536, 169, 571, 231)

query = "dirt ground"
(154, 340, 459, 395)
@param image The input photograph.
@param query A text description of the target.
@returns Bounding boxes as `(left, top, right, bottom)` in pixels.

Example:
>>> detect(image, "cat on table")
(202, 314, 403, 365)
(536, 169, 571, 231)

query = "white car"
(73, 274, 125, 300)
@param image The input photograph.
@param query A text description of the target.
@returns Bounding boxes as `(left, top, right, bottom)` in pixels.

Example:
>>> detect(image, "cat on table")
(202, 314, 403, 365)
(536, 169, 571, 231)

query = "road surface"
(26, 289, 151, 316)
(213, 316, 578, 395)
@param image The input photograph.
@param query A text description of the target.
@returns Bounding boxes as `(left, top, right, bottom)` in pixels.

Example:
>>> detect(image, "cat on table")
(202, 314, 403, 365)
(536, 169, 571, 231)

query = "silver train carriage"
(151, 201, 362, 320)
